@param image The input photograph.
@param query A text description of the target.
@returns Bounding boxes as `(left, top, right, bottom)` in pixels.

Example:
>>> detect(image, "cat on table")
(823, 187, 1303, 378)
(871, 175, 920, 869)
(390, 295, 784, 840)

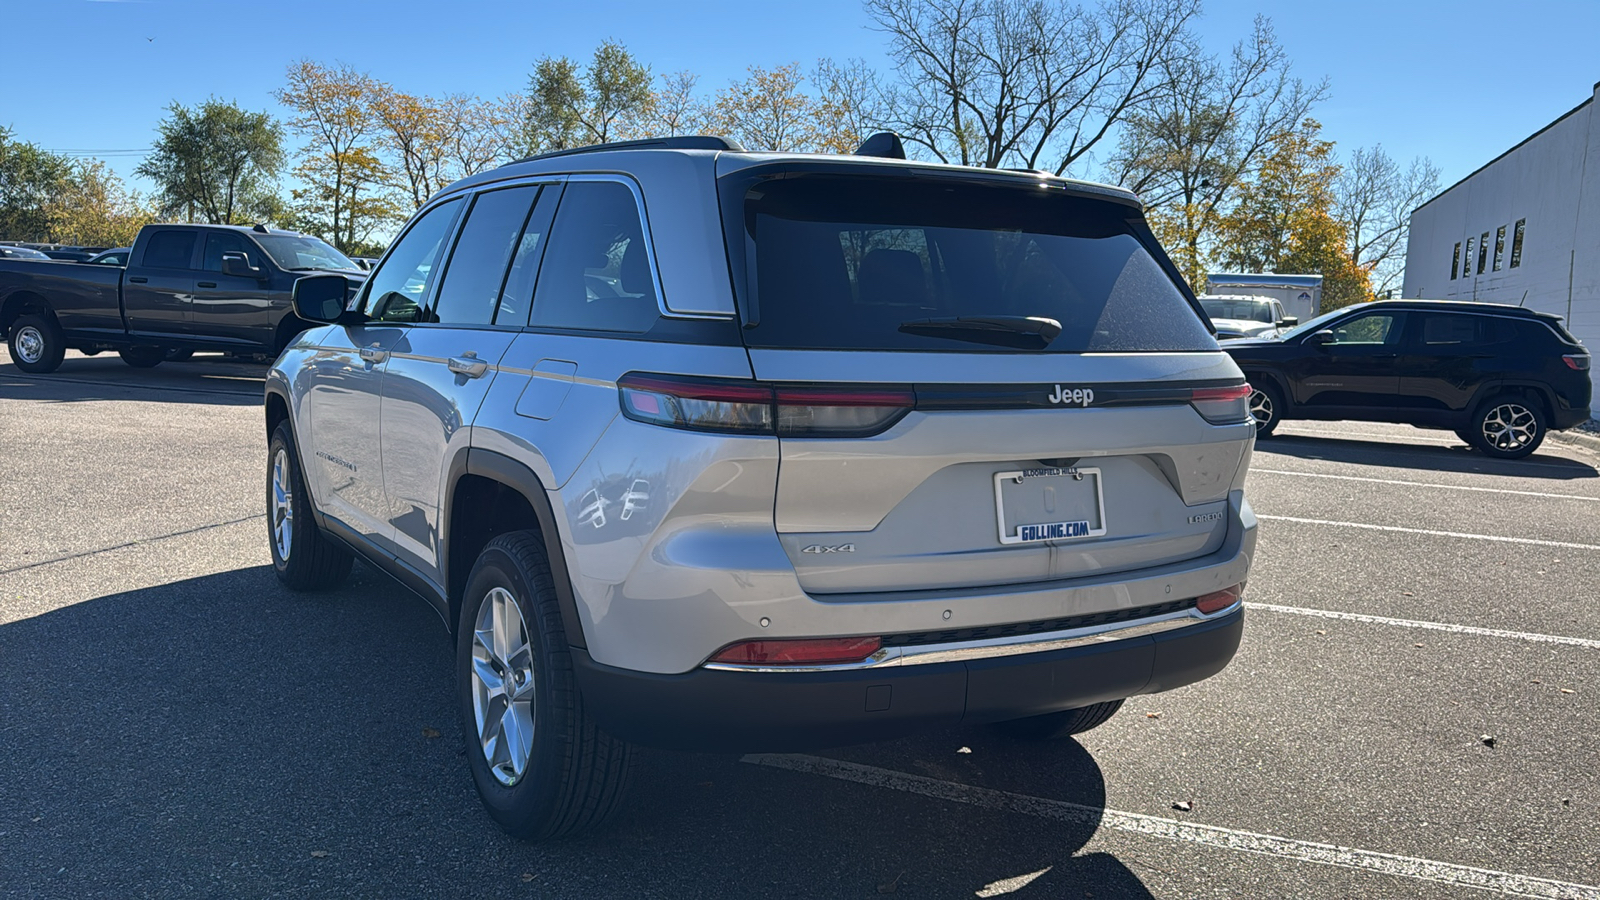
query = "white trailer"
(1205, 273, 1323, 322)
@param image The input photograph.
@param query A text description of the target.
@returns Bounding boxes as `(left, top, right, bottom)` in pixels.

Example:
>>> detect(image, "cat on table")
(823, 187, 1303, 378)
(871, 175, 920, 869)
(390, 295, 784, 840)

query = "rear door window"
(733, 176, 1213, 353)
(1416, 313, 1519, 349)
(432, 185, 541, 326)
(141, 231, 197, 269)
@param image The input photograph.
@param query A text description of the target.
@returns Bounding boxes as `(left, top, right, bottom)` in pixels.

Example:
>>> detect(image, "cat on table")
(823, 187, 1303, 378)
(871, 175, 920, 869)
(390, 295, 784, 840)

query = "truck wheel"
(8, 313, 66, 374)
(457, 531, 633, 840)
(119, 346, 165, 368)
(267, 422, 353, 590)
(1468, 396, 1546, 459)
(993, 699, 1125, 740)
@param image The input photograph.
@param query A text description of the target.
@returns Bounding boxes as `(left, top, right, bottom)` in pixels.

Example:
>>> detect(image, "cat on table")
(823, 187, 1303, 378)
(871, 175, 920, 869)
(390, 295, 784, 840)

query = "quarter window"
(1477, 231, 1489, 274)
(432, 186, 541, 326)
(141, 231, 197, 269)
(364, 198, 464, 323)
(1510, 219, 1525, 268)
(528, 180, 660, 333)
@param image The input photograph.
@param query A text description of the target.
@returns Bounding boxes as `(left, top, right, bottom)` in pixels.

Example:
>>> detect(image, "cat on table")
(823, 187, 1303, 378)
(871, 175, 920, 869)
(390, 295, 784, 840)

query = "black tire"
(993, 699, 1125, 740)
(456, 532, 633, 840)
(7, 313, 66, 374)
(1247, 381, 1283, 437)
(267, 422, 353, 590)
(1467, 396, 1546, 459)
(119, 346, 165, 368)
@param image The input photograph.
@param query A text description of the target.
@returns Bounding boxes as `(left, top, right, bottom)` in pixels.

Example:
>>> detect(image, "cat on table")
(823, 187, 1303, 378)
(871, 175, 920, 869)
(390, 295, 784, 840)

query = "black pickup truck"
(1, 223, 366, 373)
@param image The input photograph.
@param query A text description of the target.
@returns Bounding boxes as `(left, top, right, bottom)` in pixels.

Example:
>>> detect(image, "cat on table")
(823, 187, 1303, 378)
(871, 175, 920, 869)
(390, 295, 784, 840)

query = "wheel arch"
(1467, 381, 1555, 421)
(1241, 368, 1291, 408)
(1, 289, 55, 335)
(444, 448, 587, 649)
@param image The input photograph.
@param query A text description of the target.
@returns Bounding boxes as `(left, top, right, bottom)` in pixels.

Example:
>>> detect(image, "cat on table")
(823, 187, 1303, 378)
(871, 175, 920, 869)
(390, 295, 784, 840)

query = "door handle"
(359, 346, 388, 364)
(448, 353, 489, 378)
(128, 276, 148, 283)
(197, 281, 217, 288)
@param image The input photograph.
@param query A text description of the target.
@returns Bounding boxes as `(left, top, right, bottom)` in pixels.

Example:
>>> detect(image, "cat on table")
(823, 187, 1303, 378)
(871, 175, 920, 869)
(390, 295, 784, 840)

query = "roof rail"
(502, 135, 745, 167)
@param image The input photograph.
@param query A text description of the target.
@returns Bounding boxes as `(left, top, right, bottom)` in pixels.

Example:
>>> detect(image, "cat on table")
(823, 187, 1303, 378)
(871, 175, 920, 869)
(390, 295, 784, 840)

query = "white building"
(1403, 82, 1600, 412)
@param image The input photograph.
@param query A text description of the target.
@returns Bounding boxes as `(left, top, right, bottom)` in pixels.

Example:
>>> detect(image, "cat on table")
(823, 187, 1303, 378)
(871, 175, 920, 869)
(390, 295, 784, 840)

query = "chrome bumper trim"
(701, 601, 1242, 673)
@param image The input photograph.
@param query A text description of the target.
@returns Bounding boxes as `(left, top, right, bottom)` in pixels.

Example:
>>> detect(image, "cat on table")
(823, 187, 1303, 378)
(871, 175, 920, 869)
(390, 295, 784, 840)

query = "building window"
(1477, 231, 1489, 274)
(1451, 242, 1461, 280)
(1465, 236, 1474, 278)
(1510, 218, 1525, 268)
(1493, 225, 1506, 271)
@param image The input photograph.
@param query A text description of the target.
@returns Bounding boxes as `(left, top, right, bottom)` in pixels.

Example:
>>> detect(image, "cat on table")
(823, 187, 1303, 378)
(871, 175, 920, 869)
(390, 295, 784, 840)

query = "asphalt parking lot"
(3, 350, 1598, 900)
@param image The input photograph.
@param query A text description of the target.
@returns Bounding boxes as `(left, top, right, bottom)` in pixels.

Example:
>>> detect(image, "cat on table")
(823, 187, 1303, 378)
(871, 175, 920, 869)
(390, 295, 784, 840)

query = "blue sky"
(3, 0, 1597, 202)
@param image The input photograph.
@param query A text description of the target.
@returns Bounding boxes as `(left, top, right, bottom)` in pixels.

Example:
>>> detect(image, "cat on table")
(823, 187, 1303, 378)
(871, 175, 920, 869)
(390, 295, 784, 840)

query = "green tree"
(523, 40, 654, 152)
(137, 99, 284, 225)
(49, 159, 158, 246)
(1215, 118, 1370, 309)
(0, 127, 73, 241)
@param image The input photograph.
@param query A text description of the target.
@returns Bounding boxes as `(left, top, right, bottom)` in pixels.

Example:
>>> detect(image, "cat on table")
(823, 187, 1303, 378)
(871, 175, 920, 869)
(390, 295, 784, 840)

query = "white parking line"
(1256, 514, 1600, 552)
(1249, 603, 1600, 650)
(742, 754, 1600, 899)
(1276, 427, 1458, 444)
(1251, 469, 1600, 502)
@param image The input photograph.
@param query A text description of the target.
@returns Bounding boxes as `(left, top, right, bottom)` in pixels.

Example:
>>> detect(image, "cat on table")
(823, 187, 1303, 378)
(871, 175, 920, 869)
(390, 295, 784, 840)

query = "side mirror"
(1306, 329, 1335, 349)
(1279, 316, 1299, 328)
(220, 251, 264, 280)
(292, 274, 360, 324)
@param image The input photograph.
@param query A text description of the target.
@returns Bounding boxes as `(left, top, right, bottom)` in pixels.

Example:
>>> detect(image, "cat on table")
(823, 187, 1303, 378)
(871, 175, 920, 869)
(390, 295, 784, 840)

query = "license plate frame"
(993, 466, 1107, 545)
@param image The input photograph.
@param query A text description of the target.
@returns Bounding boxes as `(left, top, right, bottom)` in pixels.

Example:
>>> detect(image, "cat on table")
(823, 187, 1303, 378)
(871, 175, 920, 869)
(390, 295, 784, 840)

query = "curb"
(1549, 424, 1600, 454)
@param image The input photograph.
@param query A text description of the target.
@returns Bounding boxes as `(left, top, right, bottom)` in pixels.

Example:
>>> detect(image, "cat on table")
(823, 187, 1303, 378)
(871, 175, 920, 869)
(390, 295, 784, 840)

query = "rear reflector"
(618, 373, 912, 437)
(1564, 354, 1590, 371)
(1195, 584, 1244, 615)
(1190, 383, 1252, 425)
(710, 636, 884, 666)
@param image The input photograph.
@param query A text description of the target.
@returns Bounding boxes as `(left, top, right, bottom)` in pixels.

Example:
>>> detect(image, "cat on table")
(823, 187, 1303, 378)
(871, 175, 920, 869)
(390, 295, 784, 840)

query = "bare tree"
(1333, 145, 1441, 295)
(1107, 16, 1325, 286)
(646, 71, 712, 137)
(441, 94, 506, 177)
(866, 0, 1199, 174)
(814, 58, 887, 151)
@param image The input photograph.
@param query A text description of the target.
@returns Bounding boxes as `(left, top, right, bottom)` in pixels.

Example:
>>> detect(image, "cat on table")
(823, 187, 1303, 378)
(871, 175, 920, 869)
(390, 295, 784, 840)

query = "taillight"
(617, 373, 913, 437)
(1190, 383, 1252, 424)
(1195, 583, 1244, 615)
(710, 636, 884, 666)
(1563, 354, 1590, 371)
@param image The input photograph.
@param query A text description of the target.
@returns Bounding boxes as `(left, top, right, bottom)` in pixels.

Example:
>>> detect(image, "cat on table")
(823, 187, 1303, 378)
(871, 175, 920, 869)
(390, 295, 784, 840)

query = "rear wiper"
(898, 315, 1063, 350)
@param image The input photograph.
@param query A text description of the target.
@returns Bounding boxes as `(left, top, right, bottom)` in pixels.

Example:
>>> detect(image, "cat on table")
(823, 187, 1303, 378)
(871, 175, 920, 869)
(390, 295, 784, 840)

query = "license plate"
(994, 467, 1106, 545)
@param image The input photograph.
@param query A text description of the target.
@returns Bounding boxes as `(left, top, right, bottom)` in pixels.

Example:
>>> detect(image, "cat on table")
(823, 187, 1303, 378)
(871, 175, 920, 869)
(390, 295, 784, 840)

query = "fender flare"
(443, 448, 588, 648)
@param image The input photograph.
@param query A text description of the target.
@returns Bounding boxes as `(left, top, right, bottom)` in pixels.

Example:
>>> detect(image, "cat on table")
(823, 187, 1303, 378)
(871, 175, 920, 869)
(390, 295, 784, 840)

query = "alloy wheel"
(470, 586, 537, 787)
(270, 448, 293, 561)
(1480, 403, 1538, 452)
(14, 326, 44, 364)
(1248, 388, 1274, 429)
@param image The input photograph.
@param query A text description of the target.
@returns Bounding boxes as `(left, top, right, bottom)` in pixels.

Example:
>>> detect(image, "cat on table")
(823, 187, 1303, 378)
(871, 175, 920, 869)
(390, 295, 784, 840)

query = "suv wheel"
(993, 699, 1125, 739)
(267, 423, 353, 589)
(119, 346, 166, 368)
(8, 313, 66, 374)
(457, 532, 633, 840)
(1469, 397, 1546, 459)
(1247, 382, 1283, 437)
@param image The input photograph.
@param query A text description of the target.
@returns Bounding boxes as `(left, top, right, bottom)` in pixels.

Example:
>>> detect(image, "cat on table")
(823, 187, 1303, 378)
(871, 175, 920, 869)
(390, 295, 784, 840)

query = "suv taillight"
(1563, 354, 1590, 371)
(618, 373, 914, 437)
(1190, 383, 1252, 424)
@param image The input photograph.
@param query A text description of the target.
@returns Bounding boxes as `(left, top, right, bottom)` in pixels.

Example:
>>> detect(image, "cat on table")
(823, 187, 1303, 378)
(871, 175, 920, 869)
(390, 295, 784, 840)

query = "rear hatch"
(722, 166, 1253, 595)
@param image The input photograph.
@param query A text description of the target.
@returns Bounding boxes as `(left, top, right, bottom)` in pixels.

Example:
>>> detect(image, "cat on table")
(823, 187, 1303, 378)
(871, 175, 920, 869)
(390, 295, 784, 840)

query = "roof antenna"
(854, 132, 907, 159)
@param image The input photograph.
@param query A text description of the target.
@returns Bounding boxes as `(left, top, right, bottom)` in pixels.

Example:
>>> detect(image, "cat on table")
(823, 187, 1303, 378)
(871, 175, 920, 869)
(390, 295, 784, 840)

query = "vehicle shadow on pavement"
(1259, 433, 1600, 480)
(0, 564, 1155, 899)
(0, 362, 265, 407)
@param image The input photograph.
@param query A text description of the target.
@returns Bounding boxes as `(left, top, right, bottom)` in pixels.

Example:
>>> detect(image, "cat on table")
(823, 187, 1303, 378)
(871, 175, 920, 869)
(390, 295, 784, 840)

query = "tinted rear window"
(735, 176, 1213, 353)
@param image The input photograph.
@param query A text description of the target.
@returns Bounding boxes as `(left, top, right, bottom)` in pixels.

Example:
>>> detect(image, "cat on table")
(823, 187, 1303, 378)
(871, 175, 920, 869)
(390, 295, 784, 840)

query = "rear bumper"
(573, 607, 1244, 752)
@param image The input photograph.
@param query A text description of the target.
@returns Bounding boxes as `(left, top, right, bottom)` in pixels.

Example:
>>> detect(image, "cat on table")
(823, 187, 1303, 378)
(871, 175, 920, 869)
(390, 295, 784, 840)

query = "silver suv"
(265, 135, 1257, 840)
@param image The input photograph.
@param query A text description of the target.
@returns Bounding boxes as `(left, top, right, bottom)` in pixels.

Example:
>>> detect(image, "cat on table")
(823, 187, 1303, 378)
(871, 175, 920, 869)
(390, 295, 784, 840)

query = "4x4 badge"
(1048, 385, 1095, 406)
(801, 543, 855, 554)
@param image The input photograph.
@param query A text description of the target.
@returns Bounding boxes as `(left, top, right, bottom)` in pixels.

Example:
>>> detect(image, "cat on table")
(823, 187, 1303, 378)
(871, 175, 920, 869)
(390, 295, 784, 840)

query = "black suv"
(1224, 300, 1591, 458)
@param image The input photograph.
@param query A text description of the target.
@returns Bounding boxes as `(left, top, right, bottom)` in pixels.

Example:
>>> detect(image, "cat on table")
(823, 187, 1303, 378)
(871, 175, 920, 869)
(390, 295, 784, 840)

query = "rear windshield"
(1201, 298, 1275, 323)
(734, 176, 1214, 353)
